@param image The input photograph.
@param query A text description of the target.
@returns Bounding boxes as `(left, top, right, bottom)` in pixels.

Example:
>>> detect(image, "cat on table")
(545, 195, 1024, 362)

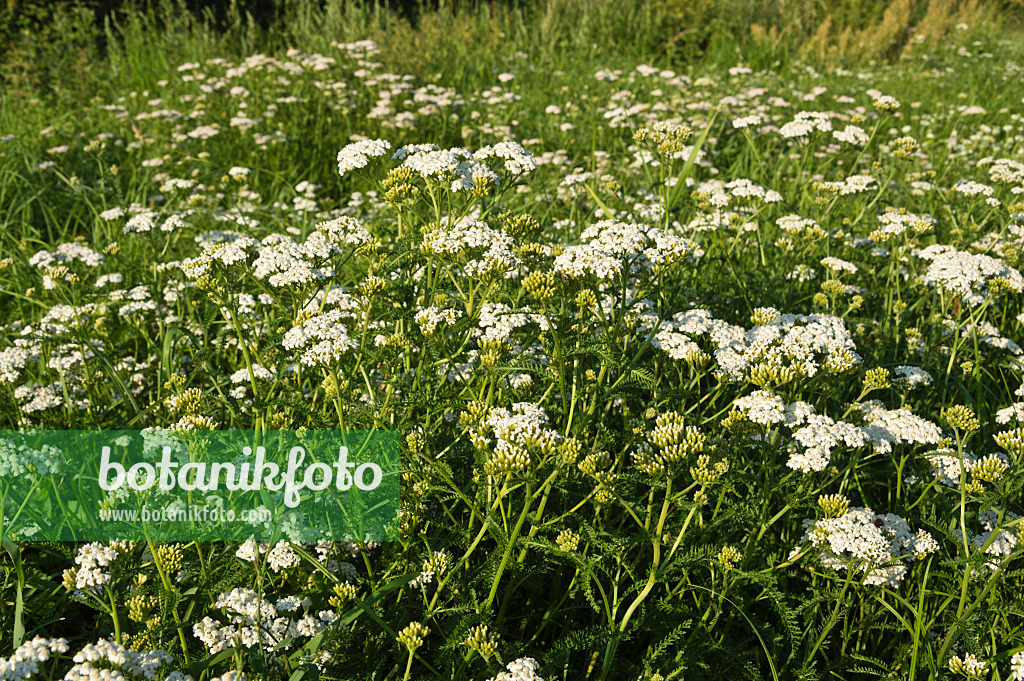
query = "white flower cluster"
(283, 309, 359, 367)
(193, 588, 337, 653)
(892, 365, 932, 389)
(29, 242, 104, 269)
(467, 403, 561, 474)
(392, 143, 440, 160)
(66, 640, 183, 681)
(485, 658, 544, 681)
(410, 550, 450, 591)
(267, 541, 300, 572)
(799, 507, 938, 586)
(780, 111, 833, 139)
(684, 210, 756, 234)
(952, 179, 995, 198)
(832, 125, 869, 146)
(451, 161, 500, 192)
(123, 211, 158, 234)
(651, 324, 702, 361)
(0, 344, 38, 384)
(337, 138, 391, 175)
(714, 313, 862, 382)
(947, 653, 988, 677)
(160, 177, 195, 193)
(776, 214, 825, 236)
(873, 209, 935, 240)
(475, 141, 537, 175)
(734, 390, 785, 425)
(789, 414, 870, 472)
(926, 448, 1010, 487)
(0, 637, 68, 681)
(872, 95, 901, 111)
(918, 246, 1024, 305)
(314, 216, 373, 247)
(477, 303, 549, 344)
(403, 147, 473, 178)
(508, 373, 533, 389)
(116, 285, 158, 318)
(820, 257, 857, 274)
(394, 141, 533, 189)
(734, 390, 815, 427)
(951, 508, 1019, 570)
(252, 233, 338, 287)
(785, 265, 816, 283)
(732, 114, 762, 129)
(996, 401, 1024, 424)
(693, 178, 783, 207)
(415, 306, 462, 336)
(649, 309, 743, 363)
(235, 539, 266, 562)
(1011, 651, 1024, 681)
(731, 391, 939, 472)
(179, 235, 261, 280)
(816, 174, 877, 195)
(420, 220, 519, 279)
(981, 157, 1024, 185)
(0, 439, 64, 476)
(554, 220, 699, 280)
(71, 542, 124, 591)
(14, 383, 65, 414)
(854, 400, 943, 452)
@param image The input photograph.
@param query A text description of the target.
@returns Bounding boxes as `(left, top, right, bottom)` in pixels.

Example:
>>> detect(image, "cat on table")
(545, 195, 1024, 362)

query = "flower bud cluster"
(397, 622, 429, 653)
(464, 624, 500, 661)
(634, 412, 707, 476)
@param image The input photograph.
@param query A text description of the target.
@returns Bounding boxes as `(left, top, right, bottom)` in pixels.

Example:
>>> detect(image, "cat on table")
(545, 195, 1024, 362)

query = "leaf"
(288, 664, 320, 681)
(679, 109, 719, 186)
(2, 540, 25, 648)
(582, 182, 614, 219)
(189, 647, 237, 680)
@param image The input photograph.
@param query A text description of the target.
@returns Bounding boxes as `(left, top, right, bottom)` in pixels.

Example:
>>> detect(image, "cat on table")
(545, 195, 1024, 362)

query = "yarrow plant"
(1, 17, 1023, 681)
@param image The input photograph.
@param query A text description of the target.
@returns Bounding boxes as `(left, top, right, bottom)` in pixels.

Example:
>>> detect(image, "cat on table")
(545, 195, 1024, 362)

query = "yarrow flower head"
(951, 508, 1020, 570)
(553, 220, 700, 280)
(633, 120, 693, 154)
(66, 639, 180, 681)
(917, 245, 1023, 306)
(892, 365, 932, 389)
(798, 507, 937, 586)
(194, 588, 336, 653)
(463, 402, 562, 475)
(486, 658, 545, 681)
(474, 141, 537, 175)
(947, 652, 989, 677)
(0, 636, 69, 681)
(873, 95, 901, 112)
(716, 313, 862, 385)
(337, 138, 391, 175)
(421, 219, 520, 279)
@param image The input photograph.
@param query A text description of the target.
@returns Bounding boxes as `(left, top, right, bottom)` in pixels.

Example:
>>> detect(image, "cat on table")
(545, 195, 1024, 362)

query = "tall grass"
(2, 0, 1022, 104)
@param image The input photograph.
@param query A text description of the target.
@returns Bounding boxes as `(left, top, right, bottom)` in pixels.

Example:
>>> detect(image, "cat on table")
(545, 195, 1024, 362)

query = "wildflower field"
(2, 0, 1024, 679)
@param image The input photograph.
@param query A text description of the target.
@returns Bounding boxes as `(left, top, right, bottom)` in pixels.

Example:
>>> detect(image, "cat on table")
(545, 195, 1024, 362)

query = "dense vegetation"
(2, 1, 1024, 680)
